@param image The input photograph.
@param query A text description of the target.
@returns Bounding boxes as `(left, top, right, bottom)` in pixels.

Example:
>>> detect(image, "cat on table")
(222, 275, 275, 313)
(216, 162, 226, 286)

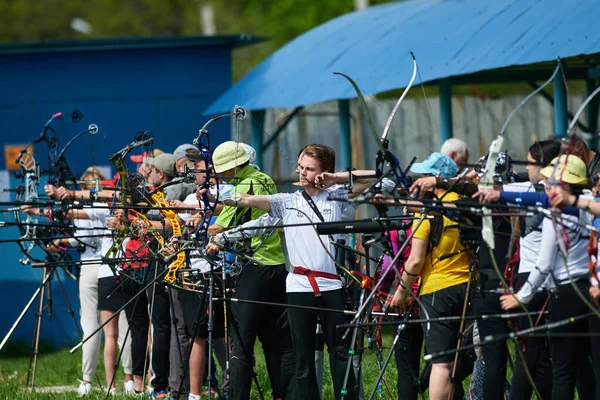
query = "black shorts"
(180, 290, 225, 339)
(97, 276, 127, 312)
(420, 283, 468, 363)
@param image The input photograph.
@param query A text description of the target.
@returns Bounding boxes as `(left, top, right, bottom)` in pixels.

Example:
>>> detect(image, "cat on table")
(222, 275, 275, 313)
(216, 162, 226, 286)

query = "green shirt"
(215, 165, 285, 265)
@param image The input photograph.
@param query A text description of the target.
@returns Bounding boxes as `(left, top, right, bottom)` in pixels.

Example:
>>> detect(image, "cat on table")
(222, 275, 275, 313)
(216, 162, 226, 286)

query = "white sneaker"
(77, 381, 92, 396)
(124, 380, 135, 395)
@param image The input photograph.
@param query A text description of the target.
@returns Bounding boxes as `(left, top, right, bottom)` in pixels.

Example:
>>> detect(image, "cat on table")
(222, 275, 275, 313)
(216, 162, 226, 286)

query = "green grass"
(0, 328, 476, 399)
(0, 340, 131, 399)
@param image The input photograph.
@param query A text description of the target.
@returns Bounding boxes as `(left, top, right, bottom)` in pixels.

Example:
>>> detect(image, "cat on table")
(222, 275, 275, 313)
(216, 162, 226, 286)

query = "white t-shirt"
(68, 203, 108, 262)
(269, 185, 351, 293)
(503, 182, 543, 274)
(84, 207, 118, 279)
(179, 193, 210, 272)
(517, 207, 591, 303)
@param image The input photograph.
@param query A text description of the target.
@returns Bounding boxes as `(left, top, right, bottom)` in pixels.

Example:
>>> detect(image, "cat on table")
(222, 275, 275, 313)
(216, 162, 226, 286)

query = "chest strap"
(293, 266, 340, 296)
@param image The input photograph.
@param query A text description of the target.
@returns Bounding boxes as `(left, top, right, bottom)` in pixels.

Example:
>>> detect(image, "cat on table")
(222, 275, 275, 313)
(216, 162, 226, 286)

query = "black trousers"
(124, 288, 150, 377)
(146, 279, 172, 392)
(393, 316, 424, 400)
(473, 289, 509, 400)
(589, 308, 600, 400)
(510, 272, 553, 400)
(287, 288, 356, 400)
(169, 289, 190, 398)
(547, 280, 596, 400)
(229, 264, 295, 400)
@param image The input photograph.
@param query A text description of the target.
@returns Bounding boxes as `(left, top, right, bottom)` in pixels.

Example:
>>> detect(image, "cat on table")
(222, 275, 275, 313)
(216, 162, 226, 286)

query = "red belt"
(293, 266, 340, 296)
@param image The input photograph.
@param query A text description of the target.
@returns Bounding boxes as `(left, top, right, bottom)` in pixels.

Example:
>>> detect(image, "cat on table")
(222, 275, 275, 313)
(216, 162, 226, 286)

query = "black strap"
(302, 190, 325, 222)
(302, 190, 335, 244)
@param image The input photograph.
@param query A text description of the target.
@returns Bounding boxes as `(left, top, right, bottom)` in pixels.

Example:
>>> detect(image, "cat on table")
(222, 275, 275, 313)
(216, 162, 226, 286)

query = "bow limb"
(151, 191, 186, 284)
(334, 71, 414, 196)
(566, 85, 600, 135)
(333, 72, 383, 154)
(477, 136, 503, 250)
(193, 128, 217, 247)
(55, 124, 99, 162)
(14, 150, 39, 264)
(498, 63, 560, 138)
(381, 53, 417, 142)
(478, 61, 562, 250)
(192, 108, 246, 247)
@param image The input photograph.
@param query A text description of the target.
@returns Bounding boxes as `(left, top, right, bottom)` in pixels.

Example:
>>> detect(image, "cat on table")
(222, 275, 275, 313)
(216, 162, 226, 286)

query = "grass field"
(0, 327, 476, 399)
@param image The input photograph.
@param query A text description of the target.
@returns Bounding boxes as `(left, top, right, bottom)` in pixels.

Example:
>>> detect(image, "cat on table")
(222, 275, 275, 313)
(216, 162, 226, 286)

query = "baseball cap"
(130, 149, 164, 163)
(410, 152, 458, 178)
(173, 144, 198, 161)
(185, 148, 205, 162)
(212, 141, 251, 173)
(540, 155, 588, 185)
(143, 153, 175, 178)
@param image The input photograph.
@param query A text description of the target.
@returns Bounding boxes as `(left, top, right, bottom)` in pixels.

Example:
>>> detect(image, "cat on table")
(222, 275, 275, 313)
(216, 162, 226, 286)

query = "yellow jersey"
(412, 192, 472, 295)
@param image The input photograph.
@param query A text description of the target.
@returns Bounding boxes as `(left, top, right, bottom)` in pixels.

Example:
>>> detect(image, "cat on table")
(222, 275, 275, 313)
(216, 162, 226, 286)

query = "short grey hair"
(440, 138, 469, 157)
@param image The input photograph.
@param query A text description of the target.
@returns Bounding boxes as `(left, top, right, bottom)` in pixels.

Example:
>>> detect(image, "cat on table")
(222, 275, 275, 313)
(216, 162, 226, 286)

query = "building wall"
(0, 45, 233, 173)
(237, 94, 596, 182)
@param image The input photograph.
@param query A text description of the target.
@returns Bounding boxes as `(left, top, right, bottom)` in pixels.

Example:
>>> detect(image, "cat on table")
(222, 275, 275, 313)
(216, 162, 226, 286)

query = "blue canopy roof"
(205, 0, 600, 114)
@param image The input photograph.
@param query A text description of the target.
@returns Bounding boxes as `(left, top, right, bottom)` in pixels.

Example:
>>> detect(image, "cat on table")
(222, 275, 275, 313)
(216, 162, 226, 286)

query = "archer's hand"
(107, 216, 121, 229)
(22, 206, 39, 216)
(590, 285, 600, 306)
(314, 172, 337, 189)
(185, 212, 204, 230)
(196, 187, 216, 203)
(44, 184, 58, 198)
(162, 238, 179, 255)
(410, 176, 436, 198)
(499, 293, 521, 310)
(55, 186, 74, 200)
(549, 186, 575, 209)
(45, 238, 64, 253)
(389, 287, 410, 313)
(168, 199, 186, 209)
(205, 235, 221, 255)
(113, 208, 126, 222)
(473, 189, 500, 204)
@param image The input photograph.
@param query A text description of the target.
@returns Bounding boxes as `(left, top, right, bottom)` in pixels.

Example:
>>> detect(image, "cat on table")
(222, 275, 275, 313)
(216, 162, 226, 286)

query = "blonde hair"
(149, 149, 164, 157)
(80, 166, 106, 190)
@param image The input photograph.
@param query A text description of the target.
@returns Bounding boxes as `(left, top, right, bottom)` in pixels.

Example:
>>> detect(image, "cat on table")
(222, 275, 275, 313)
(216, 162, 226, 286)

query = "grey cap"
(173, 144, 198, 161)
(142, 153, 175, 178)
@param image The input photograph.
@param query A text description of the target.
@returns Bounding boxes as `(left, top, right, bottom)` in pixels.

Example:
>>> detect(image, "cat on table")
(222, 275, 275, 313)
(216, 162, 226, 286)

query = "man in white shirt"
(203, 144, 376, 400)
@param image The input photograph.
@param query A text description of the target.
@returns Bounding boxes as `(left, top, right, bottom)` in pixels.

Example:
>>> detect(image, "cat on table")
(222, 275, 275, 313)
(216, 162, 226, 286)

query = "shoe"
(150, 389, 173, 399)
(201, 387, 219, 399)
(77, 381, 92, 396)
(124, 380, 135, 395)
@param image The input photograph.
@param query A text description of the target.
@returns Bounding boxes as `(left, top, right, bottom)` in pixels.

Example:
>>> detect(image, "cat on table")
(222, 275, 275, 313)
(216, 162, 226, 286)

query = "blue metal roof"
(205, 0, 600, 114)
